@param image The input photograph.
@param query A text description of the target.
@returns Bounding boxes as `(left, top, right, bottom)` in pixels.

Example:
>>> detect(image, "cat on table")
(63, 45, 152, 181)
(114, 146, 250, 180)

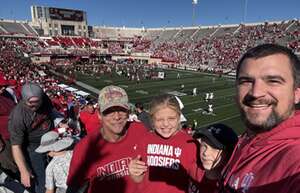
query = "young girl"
(129, 94, 197, 193)
(189, 123, 238, 193)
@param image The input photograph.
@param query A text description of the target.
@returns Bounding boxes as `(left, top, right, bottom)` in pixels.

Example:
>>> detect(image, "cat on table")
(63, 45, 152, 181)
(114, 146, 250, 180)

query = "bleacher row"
(0, 21, 38, 36)
(1, 19, 300, 71)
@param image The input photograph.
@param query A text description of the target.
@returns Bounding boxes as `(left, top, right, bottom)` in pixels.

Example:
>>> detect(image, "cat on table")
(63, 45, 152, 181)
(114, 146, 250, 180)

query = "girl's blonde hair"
(149, 94, 181, 118)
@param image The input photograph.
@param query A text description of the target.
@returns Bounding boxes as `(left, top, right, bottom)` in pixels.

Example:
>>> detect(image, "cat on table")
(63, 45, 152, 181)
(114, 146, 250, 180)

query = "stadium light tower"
(192, 0, 198, 26)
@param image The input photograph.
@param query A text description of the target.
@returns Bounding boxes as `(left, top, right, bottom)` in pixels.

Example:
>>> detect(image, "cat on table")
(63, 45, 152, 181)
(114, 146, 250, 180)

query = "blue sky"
(0, 0, 299, 27)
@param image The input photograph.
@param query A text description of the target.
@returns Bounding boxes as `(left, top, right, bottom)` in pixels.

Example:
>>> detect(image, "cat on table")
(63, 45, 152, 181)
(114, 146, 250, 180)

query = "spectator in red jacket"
(221, 44, 300, 193)
(79, 100, 102, 135)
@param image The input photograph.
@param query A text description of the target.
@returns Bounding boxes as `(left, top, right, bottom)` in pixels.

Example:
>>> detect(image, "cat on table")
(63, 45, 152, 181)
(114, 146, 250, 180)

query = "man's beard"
(240, 95, 294, 133)
(240, 109, 284, 133)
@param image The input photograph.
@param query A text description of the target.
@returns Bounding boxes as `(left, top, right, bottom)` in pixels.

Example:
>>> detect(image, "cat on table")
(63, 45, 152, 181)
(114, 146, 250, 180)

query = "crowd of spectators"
(6, 20, 298, 80)
(150, 20, 300, 72)
(2, 19, 300, 74)
(1, 19, 300, 192)
(0, 38, 103, 132)
(0, 36, 106, 192)
(0, 37, 164, 192)
(1, 20, 300, 75)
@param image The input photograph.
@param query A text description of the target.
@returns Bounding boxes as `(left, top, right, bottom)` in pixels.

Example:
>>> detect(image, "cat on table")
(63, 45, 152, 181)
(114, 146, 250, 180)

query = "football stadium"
(2, 5, 300, 132)
(1, 1, 300, 192)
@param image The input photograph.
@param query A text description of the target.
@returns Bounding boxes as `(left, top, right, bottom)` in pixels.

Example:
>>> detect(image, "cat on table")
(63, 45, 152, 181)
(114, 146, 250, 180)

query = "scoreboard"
(49, 7, 84, 22)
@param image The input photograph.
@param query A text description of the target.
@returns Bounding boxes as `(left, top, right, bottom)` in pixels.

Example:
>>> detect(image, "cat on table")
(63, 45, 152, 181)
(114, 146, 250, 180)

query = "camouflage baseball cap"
(98, 85, 129, 113)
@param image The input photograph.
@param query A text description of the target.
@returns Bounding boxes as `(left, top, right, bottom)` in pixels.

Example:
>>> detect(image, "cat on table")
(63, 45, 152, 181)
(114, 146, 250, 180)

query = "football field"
(76, 69, 245, 134)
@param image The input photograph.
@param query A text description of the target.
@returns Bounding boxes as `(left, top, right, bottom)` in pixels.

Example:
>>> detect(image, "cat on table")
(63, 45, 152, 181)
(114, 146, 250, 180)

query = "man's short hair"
(236, 44, 300, 88)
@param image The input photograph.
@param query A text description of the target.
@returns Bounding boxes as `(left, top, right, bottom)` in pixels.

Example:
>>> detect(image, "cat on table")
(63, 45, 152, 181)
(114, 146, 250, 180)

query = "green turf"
(76, 69, 246, 134)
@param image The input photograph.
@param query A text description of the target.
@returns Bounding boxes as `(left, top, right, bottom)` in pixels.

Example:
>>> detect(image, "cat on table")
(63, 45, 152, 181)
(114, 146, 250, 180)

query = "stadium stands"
(0, 20, 37, 36)
(1, 19, 300, 72)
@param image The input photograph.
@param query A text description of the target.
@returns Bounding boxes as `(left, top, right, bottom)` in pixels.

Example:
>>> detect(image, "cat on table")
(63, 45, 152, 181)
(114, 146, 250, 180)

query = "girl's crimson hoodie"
(221, 111, 300, 193)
